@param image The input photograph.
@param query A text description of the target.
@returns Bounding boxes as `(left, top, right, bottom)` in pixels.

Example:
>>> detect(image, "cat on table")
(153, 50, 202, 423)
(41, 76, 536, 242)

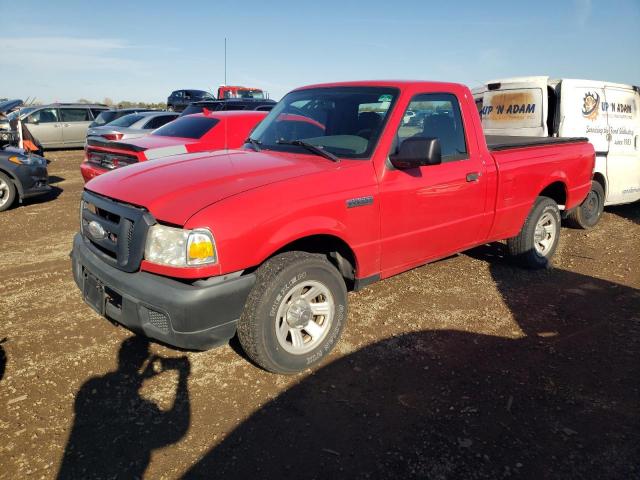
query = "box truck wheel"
(237, 251, 348, 374)
(507, 196, 561, 269)
(566, 181, 604, 229)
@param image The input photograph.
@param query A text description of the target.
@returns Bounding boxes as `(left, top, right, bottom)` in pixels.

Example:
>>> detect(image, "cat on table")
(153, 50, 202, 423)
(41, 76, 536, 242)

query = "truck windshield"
(248, 87, 398, 159)
(238, 89, 264, 99)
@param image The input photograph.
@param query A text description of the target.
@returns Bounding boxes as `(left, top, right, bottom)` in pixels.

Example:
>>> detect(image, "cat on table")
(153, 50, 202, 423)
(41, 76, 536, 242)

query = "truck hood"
(85, 149, 337, 225)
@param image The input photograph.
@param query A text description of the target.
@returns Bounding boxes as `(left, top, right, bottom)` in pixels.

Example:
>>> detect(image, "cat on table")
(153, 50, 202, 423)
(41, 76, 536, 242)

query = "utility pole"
(224, 38, 227, 86)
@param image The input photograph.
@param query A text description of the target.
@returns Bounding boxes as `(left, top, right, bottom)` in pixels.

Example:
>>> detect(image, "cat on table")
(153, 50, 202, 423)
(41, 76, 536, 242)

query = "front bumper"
(13, 162, 50, 200)
(70, 233, 255, 350)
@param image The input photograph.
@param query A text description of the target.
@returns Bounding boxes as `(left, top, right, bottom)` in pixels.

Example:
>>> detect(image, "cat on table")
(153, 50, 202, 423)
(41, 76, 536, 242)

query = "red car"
(71, 80, 594, 373)
(80, 110, 267, 182)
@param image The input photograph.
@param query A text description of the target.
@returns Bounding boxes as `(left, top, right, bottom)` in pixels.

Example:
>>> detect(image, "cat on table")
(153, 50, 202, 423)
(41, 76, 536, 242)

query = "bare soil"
(0, 150, 638, 479)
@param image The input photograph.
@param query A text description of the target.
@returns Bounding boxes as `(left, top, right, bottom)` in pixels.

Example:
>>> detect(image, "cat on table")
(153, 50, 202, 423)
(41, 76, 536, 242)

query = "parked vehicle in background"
(473, 76, 640, 228)
(80, 110, 266, 182)
(0, 99, 24, 131)
(71, 80, 594, 374)
(86, 111, 179, 141)
(89, 108, 156, 128)
(0, 136, 50, 212)
(167, 90, 216, 112)
(217, 85, 268, 99)
(180, 98, 276, 116)
(8, 103, 109, 149)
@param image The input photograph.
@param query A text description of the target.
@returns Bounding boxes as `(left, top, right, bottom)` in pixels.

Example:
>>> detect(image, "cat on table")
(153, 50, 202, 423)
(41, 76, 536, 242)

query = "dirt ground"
(0, 150, 638, 479)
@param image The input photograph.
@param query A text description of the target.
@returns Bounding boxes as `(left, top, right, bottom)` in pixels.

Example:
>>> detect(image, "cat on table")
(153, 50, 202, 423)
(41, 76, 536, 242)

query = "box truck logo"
(582, 92, 600, 120)
(479, 91, 541, 129)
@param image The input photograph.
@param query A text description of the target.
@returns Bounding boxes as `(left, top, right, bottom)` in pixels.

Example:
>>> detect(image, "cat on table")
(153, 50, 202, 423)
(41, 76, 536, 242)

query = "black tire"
(237, 251, 348, 374)
(507, 196, 561, 269)
(0, 172, 17, 212)
(565, 181, 605, 229)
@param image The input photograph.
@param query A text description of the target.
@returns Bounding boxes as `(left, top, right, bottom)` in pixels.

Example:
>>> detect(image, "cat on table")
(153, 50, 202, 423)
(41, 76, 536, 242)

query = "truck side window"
(396, 93, 468, 162)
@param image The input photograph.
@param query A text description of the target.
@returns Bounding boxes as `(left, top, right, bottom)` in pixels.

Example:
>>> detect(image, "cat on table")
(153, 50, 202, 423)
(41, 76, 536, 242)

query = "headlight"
(8, 154, 46, 166)
(145, 225, 217, 267)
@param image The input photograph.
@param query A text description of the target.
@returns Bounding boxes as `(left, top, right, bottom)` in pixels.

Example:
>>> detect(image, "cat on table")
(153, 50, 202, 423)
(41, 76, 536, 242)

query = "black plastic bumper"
(70, 233, 255, 350)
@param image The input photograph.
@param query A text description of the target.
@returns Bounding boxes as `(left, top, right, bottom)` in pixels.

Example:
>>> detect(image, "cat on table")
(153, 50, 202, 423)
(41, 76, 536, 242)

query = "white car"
(403, 110, 416, 125)
(473, 76, 640, 228)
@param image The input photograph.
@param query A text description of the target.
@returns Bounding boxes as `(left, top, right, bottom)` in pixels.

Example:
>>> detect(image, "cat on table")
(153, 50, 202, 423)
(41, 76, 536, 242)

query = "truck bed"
(486, 135, 588, 151)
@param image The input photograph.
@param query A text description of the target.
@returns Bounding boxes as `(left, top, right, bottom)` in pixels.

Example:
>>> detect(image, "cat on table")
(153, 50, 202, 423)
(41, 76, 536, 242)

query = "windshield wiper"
(245, 137, 262, 152)
(276, 139, 339, 162)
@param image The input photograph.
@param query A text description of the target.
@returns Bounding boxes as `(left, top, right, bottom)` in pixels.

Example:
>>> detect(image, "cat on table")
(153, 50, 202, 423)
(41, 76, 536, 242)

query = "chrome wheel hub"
(0, 179, 9, 207)
(275, 280, 334, 355)
(534, 212, 557, 256)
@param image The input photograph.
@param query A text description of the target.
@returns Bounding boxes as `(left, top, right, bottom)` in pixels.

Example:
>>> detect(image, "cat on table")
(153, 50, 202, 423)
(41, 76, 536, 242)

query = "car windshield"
(106, 114, 145, 127)
(92, 111, 119, 126)
(248, 87, 397, 159)
(181, 103, 222, 116)
(152, 116, 219, 139)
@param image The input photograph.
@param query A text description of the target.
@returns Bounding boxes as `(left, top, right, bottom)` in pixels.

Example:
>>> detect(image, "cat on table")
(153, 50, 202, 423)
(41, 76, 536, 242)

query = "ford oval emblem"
(87, 220, 106, 239)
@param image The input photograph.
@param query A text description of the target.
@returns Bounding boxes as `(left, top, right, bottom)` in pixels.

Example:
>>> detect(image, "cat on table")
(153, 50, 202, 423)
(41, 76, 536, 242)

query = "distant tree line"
(77, 98, 168, 110)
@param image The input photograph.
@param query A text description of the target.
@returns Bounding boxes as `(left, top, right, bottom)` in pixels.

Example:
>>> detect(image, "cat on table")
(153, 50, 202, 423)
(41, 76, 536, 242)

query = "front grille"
(87, 148, 138, 170)
(147, 310, 170, 332)
(81, 191, 154, 272)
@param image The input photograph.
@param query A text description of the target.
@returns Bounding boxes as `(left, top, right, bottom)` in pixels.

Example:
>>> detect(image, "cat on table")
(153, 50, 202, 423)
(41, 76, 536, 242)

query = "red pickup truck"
(80, 110, 266, 182)
(71, 81, 594, 373)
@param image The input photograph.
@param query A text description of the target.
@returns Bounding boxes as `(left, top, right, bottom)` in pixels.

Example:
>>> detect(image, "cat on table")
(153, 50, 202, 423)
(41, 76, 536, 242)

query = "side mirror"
(389, 137, 442, 169)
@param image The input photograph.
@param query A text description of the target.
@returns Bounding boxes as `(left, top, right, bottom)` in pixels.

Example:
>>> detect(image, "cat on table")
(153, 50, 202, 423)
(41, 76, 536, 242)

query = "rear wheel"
(237, 252, 348, 374)
(565, 181, 605, 229)
(507, 196, 561, 269)
(0, 173, 16, 212)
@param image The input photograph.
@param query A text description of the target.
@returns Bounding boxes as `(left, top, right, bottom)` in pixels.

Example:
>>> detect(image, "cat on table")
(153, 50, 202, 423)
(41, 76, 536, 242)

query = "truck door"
(378, 93, 487, 276)
(603, 86, 640, 204)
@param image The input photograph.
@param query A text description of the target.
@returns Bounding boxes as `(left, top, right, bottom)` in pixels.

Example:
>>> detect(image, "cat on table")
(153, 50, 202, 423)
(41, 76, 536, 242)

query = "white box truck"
(473, 77, 640, 227)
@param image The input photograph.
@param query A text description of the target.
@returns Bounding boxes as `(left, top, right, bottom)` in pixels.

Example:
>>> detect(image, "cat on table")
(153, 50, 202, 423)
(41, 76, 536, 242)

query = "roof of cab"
(292, 80, 469, 92)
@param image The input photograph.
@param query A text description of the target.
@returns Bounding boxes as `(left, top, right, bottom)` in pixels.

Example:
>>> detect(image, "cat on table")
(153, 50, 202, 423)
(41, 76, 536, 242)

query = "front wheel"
(565, 181, 605, 229)
(507, 196, 561, 269)
(0, 172, 16, 212)
(237, 252, 348, 374)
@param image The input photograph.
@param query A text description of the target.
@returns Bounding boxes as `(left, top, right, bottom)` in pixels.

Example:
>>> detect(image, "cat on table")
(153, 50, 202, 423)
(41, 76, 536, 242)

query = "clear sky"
(1, 0, 638, 103)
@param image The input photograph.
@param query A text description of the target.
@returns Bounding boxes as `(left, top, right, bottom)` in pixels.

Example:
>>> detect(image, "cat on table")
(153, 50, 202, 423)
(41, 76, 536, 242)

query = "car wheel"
(0, 172, 17, 212)
(237, 251, 348, 374)
(507, 196, 561, 269)
(565, 181, 605, 229)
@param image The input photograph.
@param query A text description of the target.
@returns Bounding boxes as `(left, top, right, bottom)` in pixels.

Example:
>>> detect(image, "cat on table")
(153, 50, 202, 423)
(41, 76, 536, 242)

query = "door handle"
(466, 172, 481, 182)
(53, 124, 61, 128)
(63, 123, 71, 127)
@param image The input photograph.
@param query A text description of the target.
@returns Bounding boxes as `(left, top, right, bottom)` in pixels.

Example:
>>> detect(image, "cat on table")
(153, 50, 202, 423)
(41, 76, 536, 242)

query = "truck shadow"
(0, 338, 6, 383)
(57, 336, 191, 480)
(607, 203, 640, 225)
(183, 249, 640, 479)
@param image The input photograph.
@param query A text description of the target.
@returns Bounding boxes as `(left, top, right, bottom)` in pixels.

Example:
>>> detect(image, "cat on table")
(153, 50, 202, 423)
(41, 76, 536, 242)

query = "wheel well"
(592, 172, 606, 194)
(0, 167, 20, 197)
(539, 181, 567, 207)
(268, 235, 357, 290)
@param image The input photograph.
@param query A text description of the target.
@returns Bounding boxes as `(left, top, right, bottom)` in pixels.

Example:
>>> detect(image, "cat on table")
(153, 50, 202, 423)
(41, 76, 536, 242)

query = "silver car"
(7, 103, 109, 149)
(86, 111, 179, 141)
